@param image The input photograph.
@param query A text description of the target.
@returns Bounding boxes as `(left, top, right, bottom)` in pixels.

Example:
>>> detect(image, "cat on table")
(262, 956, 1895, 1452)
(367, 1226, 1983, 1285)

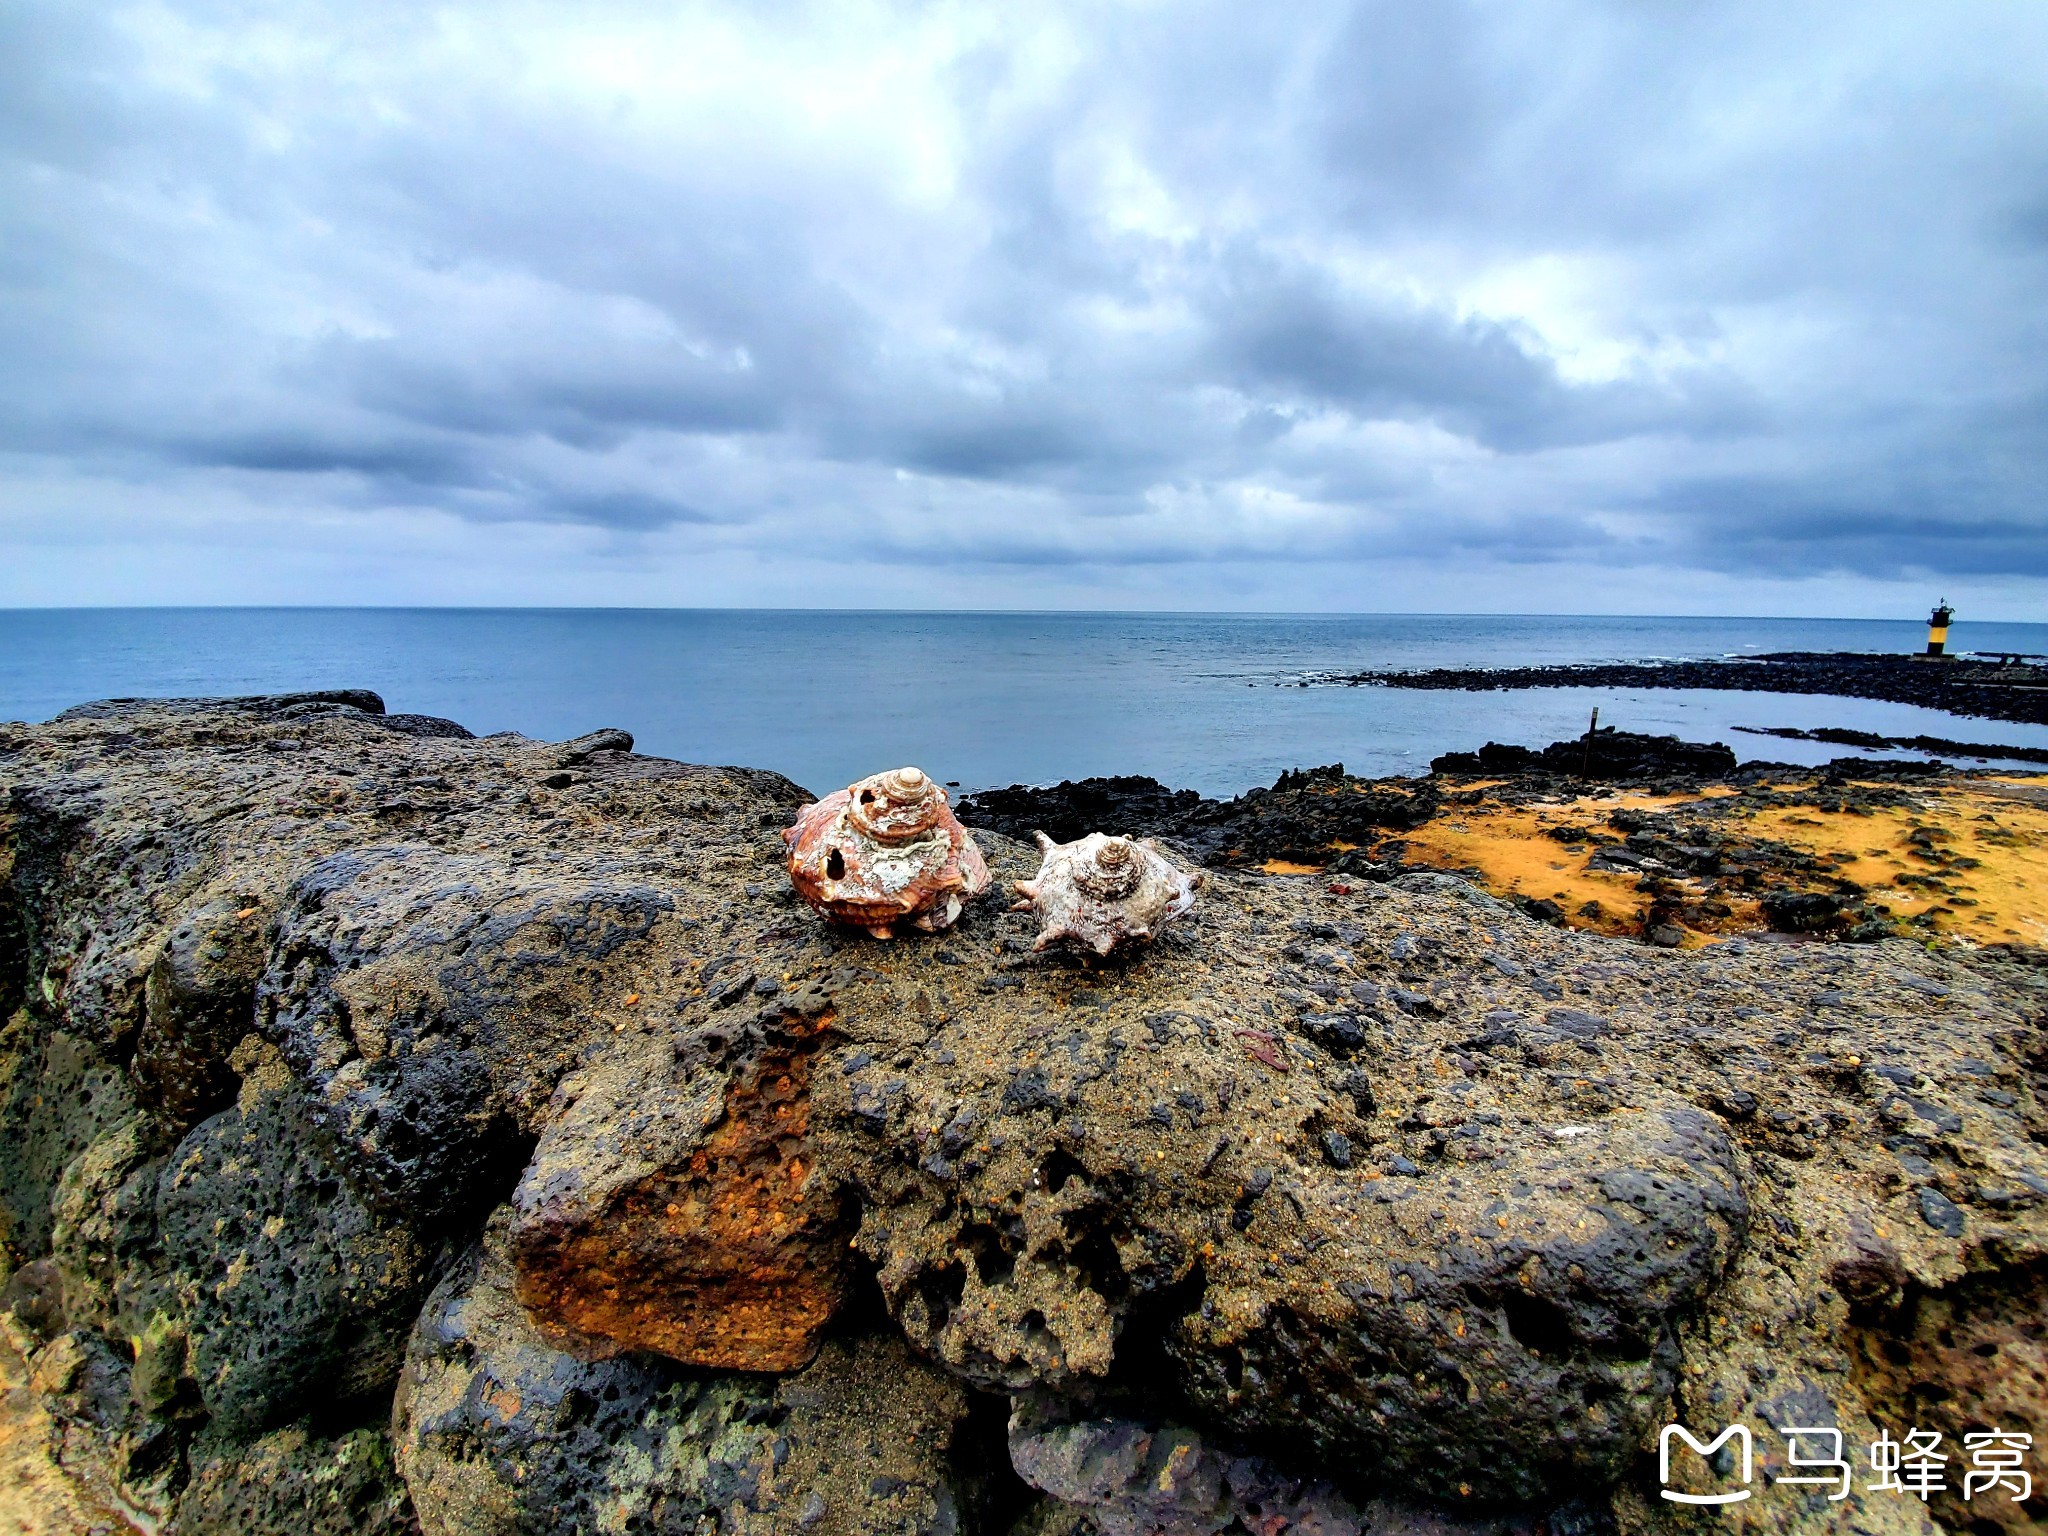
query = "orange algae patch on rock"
(1394, 774, 2048, 946)
(1743, 779, 2048, 946)
(1397, 795, 1673, 936)
(509, 990, 848, 1372)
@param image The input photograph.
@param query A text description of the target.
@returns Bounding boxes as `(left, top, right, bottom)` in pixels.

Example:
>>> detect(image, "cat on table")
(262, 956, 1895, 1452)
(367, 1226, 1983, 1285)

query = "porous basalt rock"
(1009, 1397, 1364, 1536)
(170, 1424, 419, 1536)
(398, 1207, 998, 1536)
(155, 1035, 438, 1437)
(811, 878, 1751, 1502)
(1844, 1257, 2048, 1534)
(133, 892, 271, 1138)
(1, 1011, 133, 1261)
(1166, 1106, 1746, 1501)
(51, 688, 392, 723)
(0, 694, 2044, 1535)
(259, 842, 683, 1226)
(509, 982, 850, 1372)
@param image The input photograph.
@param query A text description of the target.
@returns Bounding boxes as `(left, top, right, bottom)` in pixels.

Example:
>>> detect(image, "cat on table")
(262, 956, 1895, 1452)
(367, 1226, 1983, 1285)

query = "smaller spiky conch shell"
(782, 767, 990, 939)
(1011, 831, 1201, 957)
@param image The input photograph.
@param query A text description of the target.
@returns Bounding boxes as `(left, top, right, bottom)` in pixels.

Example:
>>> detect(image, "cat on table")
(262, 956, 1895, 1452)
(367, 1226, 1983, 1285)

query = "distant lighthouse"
(1925, 600, 1954, 658)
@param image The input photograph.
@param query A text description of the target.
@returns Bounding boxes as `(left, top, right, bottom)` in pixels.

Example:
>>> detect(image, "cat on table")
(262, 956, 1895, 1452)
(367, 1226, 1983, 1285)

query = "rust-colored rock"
(509, 988, 847, 1371)
(783, 767, 989, 937)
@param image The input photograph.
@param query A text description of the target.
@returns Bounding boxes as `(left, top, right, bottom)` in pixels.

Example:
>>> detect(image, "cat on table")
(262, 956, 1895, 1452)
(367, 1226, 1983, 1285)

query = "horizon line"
(1, 604, 2032, 626)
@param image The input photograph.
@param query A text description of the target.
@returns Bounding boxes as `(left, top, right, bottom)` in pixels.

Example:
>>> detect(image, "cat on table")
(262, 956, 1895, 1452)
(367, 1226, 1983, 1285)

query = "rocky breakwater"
(1305, 651, 2048, 729)
(0, 692, 2043, 1535)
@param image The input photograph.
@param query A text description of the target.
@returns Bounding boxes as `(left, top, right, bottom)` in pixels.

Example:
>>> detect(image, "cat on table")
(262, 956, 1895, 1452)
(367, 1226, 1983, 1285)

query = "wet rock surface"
(0, 692, 2042, 1534)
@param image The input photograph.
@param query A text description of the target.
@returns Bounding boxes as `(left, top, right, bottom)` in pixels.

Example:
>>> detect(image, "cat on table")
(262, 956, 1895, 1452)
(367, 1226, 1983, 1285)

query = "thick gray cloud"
(1, 0, 2044, 612)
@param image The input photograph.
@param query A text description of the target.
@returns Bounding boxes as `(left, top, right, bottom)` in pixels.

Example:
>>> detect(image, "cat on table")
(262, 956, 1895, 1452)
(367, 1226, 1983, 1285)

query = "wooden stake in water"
(1580, 707, 1599, 777)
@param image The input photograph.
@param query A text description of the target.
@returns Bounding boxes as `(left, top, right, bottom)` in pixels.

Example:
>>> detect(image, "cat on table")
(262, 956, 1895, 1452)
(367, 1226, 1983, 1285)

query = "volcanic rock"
(152, 1034, 438, 1438)
(398, 1207, 997, 1536)
(508, 980, 850, 1371)
(958, 766, 1439, 870)
(1008, 1397, 1363, 1536)
(1319, 650, 2048, 728)
(1429, 729, 1738, 781)
(1, 693, 2044, 1534)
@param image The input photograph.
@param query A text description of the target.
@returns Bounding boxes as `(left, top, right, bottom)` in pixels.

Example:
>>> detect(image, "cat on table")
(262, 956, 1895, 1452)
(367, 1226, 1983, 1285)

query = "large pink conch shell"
(783, 767, 990, 938)
(1011, 831, 1201, 957)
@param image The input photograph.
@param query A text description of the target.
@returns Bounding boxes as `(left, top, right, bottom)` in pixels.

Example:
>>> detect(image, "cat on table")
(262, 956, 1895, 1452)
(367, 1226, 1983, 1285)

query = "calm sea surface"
(3, 610, 2046, 798)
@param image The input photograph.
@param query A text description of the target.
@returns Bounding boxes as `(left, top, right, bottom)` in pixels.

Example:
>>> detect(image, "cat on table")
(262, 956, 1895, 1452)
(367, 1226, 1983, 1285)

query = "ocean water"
(3, 609, 2046, 799)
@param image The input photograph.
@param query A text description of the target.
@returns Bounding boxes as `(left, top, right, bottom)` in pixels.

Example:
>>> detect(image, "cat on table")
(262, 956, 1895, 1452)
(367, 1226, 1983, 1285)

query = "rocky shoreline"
(1299, 650, 2048, 728)
(961, 728, 2048, 952)
(2, 692, 2045, 1535)
(1733, 724, 2048, 767)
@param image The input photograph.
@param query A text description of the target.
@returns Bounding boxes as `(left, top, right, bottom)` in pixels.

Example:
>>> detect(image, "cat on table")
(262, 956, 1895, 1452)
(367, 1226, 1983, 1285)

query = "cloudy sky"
(3, 2, 2045, 615)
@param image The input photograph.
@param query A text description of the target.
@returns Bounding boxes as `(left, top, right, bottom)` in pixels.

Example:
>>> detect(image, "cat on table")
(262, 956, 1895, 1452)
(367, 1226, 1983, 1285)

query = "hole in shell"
(826, 848, 846, 880)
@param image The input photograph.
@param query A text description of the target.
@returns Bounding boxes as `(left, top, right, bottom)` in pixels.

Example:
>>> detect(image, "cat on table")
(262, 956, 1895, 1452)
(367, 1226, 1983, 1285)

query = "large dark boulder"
(257, 843, 679, 1226)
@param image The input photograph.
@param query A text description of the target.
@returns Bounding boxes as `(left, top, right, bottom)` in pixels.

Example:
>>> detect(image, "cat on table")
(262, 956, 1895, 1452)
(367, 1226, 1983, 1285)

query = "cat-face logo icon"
(1659, 1424, 1754, 1505)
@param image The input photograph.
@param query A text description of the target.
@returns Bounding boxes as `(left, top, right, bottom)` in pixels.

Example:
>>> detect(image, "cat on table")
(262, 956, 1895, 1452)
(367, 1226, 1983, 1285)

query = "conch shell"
(783, 767, 990, 938)
(1012, 832, 1200, 956)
